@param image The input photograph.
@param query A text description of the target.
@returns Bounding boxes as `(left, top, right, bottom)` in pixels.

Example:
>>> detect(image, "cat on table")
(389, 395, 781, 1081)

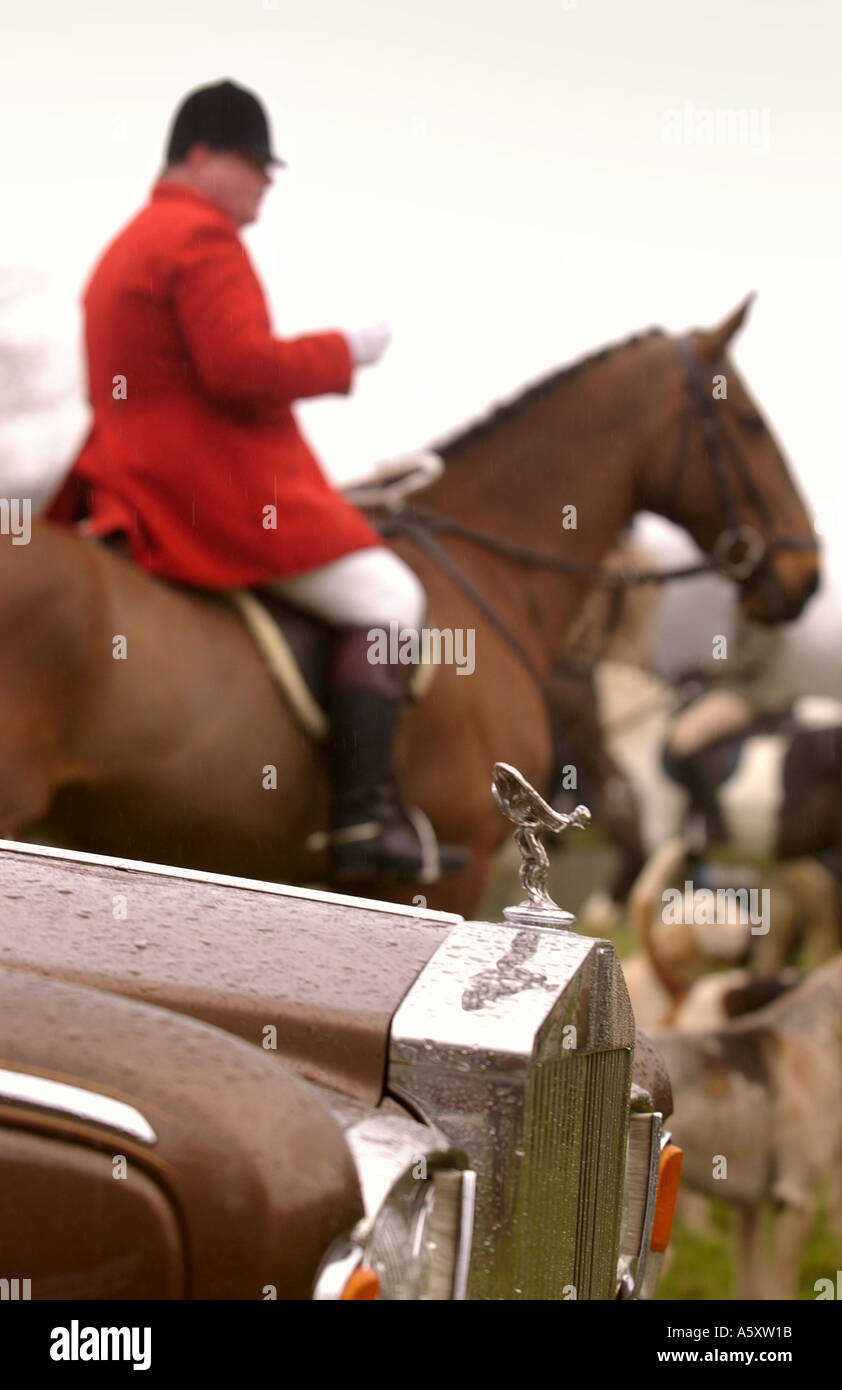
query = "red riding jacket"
(46, 180, 380, 587)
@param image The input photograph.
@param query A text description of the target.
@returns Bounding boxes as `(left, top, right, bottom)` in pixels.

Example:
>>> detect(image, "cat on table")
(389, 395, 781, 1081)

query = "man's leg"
(266, 547, 471, 882)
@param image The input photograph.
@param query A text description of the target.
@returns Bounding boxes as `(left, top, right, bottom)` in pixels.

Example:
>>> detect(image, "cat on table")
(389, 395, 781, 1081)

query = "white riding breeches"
(264, 546, 426, 630)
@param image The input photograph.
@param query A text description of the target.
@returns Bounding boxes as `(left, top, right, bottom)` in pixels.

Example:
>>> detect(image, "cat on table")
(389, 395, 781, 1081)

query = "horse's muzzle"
(739, 553, 820, 624)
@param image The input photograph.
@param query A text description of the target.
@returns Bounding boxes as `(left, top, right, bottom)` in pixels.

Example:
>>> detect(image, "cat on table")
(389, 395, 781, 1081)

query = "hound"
(656, 956, 842, 1299)
(623, 838, 834, 1031)
(622, 839, 753, 1031)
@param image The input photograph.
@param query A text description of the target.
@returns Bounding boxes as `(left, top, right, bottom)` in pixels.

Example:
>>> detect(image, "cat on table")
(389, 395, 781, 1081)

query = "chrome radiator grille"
(389, 923, 634, 1300)
(511, 1048, 631, 1299)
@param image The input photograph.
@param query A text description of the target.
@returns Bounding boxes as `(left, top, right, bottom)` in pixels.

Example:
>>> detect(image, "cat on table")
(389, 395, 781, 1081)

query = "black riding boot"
(324, 627, 472, 883)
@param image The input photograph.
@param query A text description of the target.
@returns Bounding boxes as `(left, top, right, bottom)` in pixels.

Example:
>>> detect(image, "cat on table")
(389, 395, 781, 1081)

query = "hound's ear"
(696, 293, 756, 361)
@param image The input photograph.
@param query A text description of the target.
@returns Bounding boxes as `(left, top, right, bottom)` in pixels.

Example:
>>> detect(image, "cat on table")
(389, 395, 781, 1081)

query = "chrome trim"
(637, 1128, 674, 1301)
(315, 1112, 475, 1301)
(0, 1067, 157, 1144)
(389, 920, 634, 1299)
(0, 838, 462, 925)
(312, 1243, 362, 1301)
(452, 1168, 476, 1302)
(343, 1111, 457, 1236)
(626, 1111, 663, 1299)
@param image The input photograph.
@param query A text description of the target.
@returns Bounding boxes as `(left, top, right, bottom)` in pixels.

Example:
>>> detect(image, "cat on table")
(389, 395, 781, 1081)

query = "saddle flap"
(227, 589, 436, 743)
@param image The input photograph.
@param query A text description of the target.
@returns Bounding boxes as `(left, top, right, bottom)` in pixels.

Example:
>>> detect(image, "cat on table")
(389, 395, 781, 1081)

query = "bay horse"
(0, 299, 819, 915)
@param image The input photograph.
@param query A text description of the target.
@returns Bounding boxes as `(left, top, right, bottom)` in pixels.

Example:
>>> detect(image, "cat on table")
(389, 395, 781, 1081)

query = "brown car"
(0, 817, 676, 1301)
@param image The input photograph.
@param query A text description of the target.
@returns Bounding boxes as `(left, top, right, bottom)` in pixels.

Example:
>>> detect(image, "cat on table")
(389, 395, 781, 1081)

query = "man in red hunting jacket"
(47, 79, 469, 884)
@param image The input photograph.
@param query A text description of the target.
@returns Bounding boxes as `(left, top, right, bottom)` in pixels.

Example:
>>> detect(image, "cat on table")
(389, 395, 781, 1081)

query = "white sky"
(3, 0, 841, 682)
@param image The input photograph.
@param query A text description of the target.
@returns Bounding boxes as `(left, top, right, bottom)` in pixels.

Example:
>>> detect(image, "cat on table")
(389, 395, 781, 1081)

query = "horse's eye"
(734, 410, 765, 434)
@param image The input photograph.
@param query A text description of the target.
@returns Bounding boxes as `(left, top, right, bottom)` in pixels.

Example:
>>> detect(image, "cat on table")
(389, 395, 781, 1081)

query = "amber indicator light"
(651, 1144, 683, 1252)
(341, 1267, 380, 1300)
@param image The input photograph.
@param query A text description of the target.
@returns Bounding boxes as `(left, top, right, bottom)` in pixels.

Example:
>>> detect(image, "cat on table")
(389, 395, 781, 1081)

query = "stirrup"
(307, 806, 460, 885)
(306, 822, 381, 851)
(403, 806, 442, 884)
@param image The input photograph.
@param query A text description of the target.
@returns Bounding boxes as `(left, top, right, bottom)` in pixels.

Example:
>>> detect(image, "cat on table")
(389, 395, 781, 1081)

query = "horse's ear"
(696, 293, 756, 361)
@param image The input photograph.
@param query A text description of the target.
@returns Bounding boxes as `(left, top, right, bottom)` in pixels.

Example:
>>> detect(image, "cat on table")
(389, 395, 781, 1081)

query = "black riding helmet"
(165, 79, 286, 170)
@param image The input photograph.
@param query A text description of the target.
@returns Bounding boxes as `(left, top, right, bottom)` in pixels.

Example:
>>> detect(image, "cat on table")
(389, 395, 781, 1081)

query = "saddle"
(665, 687, 758, 760)
(663, 682, 791, 849)
(98, 451, 443, 741)
(227, 589, 435, 741)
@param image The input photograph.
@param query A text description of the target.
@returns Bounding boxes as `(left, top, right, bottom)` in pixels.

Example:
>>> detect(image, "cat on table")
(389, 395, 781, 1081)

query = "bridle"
(669, 335, 818, 584)
(379, 335, 818, 686)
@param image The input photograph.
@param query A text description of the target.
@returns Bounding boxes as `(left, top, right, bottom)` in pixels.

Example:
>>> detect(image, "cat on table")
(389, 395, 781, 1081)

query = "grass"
(658, 1196, 840, 1301)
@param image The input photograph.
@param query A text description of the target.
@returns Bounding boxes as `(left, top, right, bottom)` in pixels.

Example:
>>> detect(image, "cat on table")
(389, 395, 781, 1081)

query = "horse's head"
(641, 297, 819, 623)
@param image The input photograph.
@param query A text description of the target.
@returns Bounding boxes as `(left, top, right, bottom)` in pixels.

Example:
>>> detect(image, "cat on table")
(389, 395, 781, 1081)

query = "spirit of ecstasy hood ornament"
(492, 762, 591, 928)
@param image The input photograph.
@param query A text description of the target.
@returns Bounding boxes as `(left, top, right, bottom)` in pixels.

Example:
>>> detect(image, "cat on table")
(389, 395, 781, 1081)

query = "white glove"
(343, 322, 391, 368)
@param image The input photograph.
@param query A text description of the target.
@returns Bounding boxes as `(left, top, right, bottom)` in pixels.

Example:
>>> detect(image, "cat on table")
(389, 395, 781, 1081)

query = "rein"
(379, 511, 549, 685)
(381, 505, 714, 588)
(378, 505, 688, 692)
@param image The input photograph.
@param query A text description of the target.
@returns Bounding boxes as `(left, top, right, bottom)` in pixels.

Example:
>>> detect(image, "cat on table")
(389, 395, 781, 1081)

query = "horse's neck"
(419, 352, 655, 660)
(432, 407, 638, 554)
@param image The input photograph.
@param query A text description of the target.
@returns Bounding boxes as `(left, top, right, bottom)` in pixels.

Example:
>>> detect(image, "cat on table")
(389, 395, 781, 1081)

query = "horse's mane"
(435, 327, 665, 458)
